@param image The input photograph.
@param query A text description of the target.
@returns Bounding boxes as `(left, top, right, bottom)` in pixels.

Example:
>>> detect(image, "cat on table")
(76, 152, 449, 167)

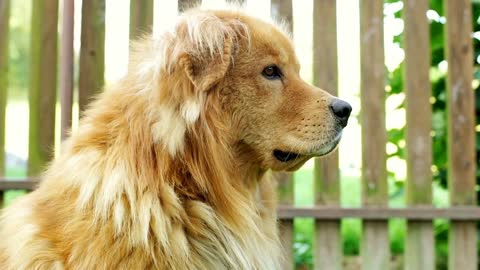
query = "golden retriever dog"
(0, 8, 351, 270)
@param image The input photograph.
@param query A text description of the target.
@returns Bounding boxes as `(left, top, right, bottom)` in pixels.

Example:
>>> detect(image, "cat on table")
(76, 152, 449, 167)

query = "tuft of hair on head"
(126, 8, 251, 157)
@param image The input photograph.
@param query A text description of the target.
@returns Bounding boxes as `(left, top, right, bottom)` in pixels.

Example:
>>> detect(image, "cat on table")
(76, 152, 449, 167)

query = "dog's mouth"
(273, 150, 303, 162)
(273, 132, 343, 163)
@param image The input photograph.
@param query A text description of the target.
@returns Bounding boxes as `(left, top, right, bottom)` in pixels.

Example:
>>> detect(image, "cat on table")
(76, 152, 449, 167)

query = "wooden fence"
(0, 0, 479, 269)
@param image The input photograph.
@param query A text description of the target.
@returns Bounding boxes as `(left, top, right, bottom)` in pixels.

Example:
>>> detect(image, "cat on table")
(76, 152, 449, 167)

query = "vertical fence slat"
(403, 0, 434, 269)
(360, 0, 389, 269)
(28, 0, 58, 176)
(270, 1, 294, 269)
(0, 0, 10, 206)
(60, 0, 74, 141)
(276, 172, 294, 270)
(79, 0, 105, 114)
(178, 0, 202, 13)
(226, 0, 245, 5)
(270, 0, 293, 31)
(129, 0, 153, 42)
(312, 1, 341, 269)
(445, 0, 477, 269)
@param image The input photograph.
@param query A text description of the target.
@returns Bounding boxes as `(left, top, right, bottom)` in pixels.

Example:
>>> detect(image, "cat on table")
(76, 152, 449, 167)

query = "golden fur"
(0, 8, 347, 270)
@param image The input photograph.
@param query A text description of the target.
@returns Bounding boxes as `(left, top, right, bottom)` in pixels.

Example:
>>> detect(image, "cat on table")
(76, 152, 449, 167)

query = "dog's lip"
(274, 132, 343, 162)
(314, 132, 343, 156)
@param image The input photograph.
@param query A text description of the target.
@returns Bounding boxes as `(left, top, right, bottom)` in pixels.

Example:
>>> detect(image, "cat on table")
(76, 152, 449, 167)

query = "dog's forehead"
(247, 19, 297, 65)
(212, 10, 299, 68)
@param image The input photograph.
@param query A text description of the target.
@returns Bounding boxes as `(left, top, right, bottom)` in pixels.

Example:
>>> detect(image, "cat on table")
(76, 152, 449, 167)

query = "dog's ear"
(178, 37, 233, 92)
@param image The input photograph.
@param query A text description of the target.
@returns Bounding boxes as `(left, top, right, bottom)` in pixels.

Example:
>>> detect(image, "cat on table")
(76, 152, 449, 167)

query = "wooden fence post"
(79, 0, 105, 114)
(445, 0, 477, 269)
(60, 0, 74, 141)
(270, 1, 294, 269)
(312, 1, 341, 269)
(226, 0, 245, 5)
(0, 0, 10, 207)
(359, 0, 389, 269)
(28, 0, 58, 176)
(129, 0, 153, 43)
(178, 0, 201, 13)
(129, 0, 153, 69)
(270, 0, 293, 30)
(403, 0, 434, 269)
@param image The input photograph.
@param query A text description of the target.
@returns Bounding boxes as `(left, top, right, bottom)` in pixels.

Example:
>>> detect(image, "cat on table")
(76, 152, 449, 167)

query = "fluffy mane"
(0, 9, 281, 270)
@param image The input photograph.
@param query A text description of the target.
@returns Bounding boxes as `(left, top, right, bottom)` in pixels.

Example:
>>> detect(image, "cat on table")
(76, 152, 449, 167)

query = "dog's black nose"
(329, 99, 352, 127)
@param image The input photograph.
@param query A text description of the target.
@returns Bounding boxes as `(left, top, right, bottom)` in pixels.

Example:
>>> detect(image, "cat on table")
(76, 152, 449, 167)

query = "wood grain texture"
(449, 222, 477, 270)
(362, 221, 389, 270)
(312, 1, 341, 269)
(277, 206, 480, 220)
(270, 0, 293, 34)
(129, 0, 153, 42)
(226, 0, 245, 5)
(406, 221, 434, 270)
(270, 1, 294, 269)
(313, 0, 339, 207)
(0, 0, 10, 207)
(403, 0, 434, 269)
(275, 171, 294, 270)
(178, 0, 202, 13)
(79, 0, 105, 114)
(445, 0, 477, 269)
(0, 0, 9, 175)
(0, 178, 40, 190)
(359, 0, 389, 269)
(28, 0, 58, 176)
(60, 0, 74, 141)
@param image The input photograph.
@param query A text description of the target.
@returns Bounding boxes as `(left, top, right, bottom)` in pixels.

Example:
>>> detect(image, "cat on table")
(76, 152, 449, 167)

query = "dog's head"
(138, 9, 351, 172)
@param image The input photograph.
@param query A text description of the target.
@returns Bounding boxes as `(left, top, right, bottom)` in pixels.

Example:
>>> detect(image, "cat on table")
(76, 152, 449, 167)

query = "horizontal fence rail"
(278, 206, 480, 221)
(0, 0, 478, 270)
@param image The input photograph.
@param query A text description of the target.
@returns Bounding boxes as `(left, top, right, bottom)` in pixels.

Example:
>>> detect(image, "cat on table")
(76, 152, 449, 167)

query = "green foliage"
(434, 220, 449, 270)
(342, 219, 361, 255)
(389, 220, 405, 254)
(294, 219, 314, 269)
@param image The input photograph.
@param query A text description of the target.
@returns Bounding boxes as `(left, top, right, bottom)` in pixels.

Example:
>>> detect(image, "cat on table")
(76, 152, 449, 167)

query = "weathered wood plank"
(79, 0, 105, 114)
(0, 178, 40, 190)
(0, 0, 10, 207)
(270, 1, 293, 269)
(444, 0, 477, 269)
(60, 0, 74, 141)
(359, 0, 389, 269)
(277, 206, 480, 220)
(403, 0, 434, 269)
(28, 0, 58, 176)
(312, 1, 341, 269)
(178, 0, 202, 13)
(270, 0, 293, 34)
(129, 0, 153, 42)
(226, 0, 245, 5)
(275, 171, 294, 270)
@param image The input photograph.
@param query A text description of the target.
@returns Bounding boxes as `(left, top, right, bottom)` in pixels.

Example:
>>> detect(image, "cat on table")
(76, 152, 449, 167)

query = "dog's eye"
(262, 65, 282, 80)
